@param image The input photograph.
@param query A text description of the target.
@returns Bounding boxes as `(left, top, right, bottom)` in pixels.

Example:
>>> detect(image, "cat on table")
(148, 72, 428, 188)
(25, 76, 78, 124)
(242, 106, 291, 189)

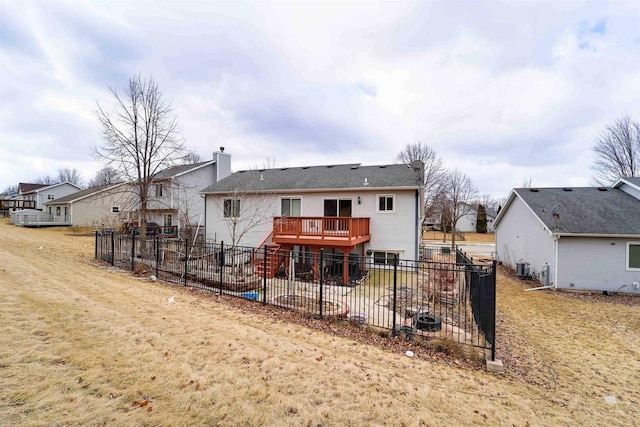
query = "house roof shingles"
(201, 163, 423, 193)
(515, 187, 640, 236)
(153, 161, 212, 180)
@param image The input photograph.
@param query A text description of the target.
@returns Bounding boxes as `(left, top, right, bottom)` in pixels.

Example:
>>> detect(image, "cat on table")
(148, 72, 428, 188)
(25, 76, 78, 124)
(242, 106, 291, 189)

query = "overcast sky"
(1, 0, 639, 198)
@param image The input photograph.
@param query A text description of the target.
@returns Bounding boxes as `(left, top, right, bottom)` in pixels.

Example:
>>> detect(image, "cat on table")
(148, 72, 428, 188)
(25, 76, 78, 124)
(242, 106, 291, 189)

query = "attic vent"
(530, 188, 539, 192)
(327, 165, 334, 168)
(597, 187, 607, 191)
(563, 188, 572, 192)
(379, 165, 386, 168)
(258, 169, 265, 172)
(302, 166, 309, 169)
(280, 168, 288, 171)
(351, 165, 359, 169)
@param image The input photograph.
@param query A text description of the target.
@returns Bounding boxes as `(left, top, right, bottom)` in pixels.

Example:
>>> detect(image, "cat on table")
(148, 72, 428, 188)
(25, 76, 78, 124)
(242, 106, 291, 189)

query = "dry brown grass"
(1, 221, 638, 426)
(423, 231, 496, 244)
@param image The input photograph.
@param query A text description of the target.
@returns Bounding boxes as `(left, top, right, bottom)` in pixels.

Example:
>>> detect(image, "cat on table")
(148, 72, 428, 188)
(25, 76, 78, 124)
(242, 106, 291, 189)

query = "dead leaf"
(147, 406, 153, 412)
(316, 355, 323, 361)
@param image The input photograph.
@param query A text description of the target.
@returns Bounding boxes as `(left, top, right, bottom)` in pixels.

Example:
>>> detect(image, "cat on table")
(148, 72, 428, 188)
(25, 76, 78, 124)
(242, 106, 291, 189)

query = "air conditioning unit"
(516, 262, 530, 278)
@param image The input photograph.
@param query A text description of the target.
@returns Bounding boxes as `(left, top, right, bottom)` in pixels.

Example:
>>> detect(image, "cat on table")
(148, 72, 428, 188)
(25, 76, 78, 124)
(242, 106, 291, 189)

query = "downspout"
(414, 189, 419, 261)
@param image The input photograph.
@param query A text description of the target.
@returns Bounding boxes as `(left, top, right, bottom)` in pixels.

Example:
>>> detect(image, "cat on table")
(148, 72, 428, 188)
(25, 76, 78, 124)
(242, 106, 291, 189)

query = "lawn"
(1, 221, 638, 426)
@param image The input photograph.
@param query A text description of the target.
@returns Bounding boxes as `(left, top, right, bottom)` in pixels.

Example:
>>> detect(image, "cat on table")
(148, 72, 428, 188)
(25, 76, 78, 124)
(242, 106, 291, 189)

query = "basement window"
(112, 206, 120, 213)
(372, 251, 400, 266)
(627, 241, 640, 271)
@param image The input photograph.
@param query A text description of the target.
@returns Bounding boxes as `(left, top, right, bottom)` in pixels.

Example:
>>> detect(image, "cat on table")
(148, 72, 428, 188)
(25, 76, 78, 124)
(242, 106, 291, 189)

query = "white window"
(372, 250, 400, 265)
(112, 206, 120, 213)
(223, 199, 240, 218)
(155, 184, 164, 197)
(281, 197, 301, 217)
(48, 194, 55, 200)
(56, 206, 61, 216)
(627, 241, 640, 271)
(377, 194, 395, 212)
(164, 214, 173, 227)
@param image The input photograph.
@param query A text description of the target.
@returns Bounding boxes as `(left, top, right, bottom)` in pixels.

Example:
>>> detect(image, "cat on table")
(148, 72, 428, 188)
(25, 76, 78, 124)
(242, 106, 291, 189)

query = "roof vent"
(597, 187, 607, 191)
(260, 174, 264, 181)
(327, 165, 334, 168)
(379, 165, 386, 169)
(280, 168, 287, 171)
(530, 188, 539, 192)
(364, 178, 369, 186)
(302, 166, 309, 169)
(351, 165, 359, 169)
(563, 188, 572, 192)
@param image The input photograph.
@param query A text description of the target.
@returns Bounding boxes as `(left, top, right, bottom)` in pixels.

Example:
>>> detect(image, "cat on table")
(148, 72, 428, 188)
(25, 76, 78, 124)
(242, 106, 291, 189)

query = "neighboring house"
(19, 182, 82, 210)
(44, 183, 131, 227)
(143, 150, 231, 234)
(201, 162, 424, 283)
(42, 151, 231, 234)
(454, 204, 497, 233)
(494, 177, 640, 294)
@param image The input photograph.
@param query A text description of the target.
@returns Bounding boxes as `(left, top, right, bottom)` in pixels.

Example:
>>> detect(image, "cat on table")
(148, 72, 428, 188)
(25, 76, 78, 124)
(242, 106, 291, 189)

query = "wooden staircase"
(254, 244, 286, 279)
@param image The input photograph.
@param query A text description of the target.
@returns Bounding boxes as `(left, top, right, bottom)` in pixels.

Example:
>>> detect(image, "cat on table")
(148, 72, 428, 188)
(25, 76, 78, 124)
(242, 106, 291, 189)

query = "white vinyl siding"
(627, 241, 640, 271)
(557, 238, 640, 292)
(495, 196, 556, 282)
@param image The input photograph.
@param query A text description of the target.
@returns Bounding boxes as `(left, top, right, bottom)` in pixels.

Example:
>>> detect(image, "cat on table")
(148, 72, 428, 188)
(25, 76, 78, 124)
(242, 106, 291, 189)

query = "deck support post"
(343, 250, 349, 285)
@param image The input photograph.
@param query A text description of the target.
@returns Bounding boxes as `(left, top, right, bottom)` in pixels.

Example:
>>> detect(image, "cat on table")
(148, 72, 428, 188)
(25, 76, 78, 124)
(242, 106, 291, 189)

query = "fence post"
(392, 254, 398, 335)
(155, 236, 160, 278)
(219, 241, 224, 294)
(184, 239, 189, 286)
(131, 230, 135, 271)
(110, 230, 115, 266)
(262, 245, 268, 305)
(319, 249, 324, 318)
(94, 230, 98, 259)
(491, 260, 497, 361)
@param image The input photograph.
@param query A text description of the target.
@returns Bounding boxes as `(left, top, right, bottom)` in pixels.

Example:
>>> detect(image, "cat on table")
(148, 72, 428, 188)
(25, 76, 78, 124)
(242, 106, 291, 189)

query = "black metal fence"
(96, 232, 496, 359)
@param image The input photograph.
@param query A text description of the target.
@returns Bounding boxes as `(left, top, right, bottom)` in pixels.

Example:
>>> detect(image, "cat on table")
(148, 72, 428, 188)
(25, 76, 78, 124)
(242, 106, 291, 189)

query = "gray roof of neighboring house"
(513, 187, 640, 235)
(153, 161, 213, 180)
(200, 163, 423, 193)
(619, 177, 640, 187)
(21, 181, 81, 194)
(45, 183, 122, 204)
(18, 183, 46, 194)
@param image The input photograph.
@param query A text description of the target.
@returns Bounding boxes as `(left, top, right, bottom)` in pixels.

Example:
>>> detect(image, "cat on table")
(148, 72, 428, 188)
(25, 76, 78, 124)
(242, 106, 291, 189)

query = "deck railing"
(272, 216, 370, 243)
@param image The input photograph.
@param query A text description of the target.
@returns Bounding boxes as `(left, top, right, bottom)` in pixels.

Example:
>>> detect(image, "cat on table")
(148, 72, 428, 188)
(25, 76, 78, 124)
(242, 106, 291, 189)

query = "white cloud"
(1, 0, 638, 199)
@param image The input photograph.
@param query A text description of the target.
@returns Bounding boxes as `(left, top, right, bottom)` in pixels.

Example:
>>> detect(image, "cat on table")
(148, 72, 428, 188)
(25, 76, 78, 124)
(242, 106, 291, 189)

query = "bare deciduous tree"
(1, 184, 18, 195)
(181, 152, 202, 165)
(442, 170, 478, 250)
(592, 115, 640, 185)
(217, 189, 276, 251)
(250, 156, 277, 170)
(33, 175, 57, 185)
(93, 75, 187, 238)
(395, 142, 445, 226)
(88, 166, 121, 187)
(57, 168, 83, 187)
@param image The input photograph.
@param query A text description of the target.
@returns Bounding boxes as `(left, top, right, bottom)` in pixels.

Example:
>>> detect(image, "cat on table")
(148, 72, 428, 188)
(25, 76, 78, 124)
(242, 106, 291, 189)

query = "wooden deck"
(272, 216, 370, 247)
